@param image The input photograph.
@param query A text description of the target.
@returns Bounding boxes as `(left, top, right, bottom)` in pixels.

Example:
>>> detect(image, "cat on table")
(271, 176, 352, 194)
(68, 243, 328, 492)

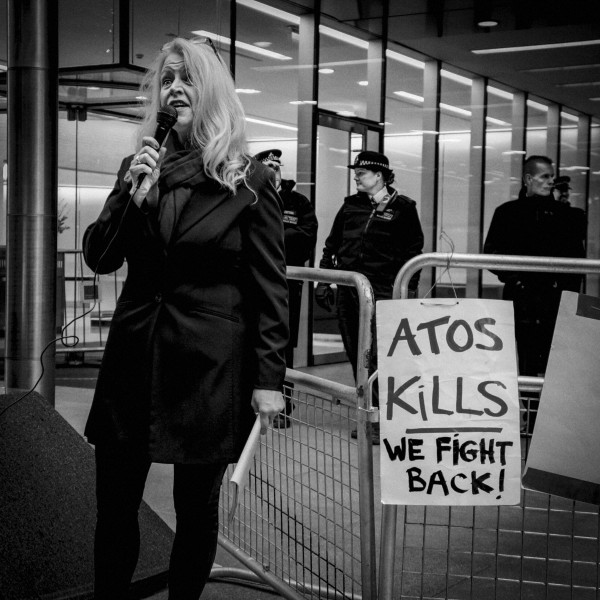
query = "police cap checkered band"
(253, 148, 283, 165)
(347, 150, 390, 172)
(554, 175, 571, 190)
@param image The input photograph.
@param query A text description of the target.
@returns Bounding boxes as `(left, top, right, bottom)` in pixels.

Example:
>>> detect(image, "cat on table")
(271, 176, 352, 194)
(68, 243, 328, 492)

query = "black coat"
(319, 188, 424, 299)
(83, 152, 289, 464)
(279, 179, 318, 346)
(483, 192, 586, 295)
(279, 179, 318, 267)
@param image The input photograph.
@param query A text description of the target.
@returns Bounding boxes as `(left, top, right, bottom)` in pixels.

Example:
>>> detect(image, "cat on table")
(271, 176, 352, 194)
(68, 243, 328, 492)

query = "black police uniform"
(279, 178, 318, 365)
(319, 187, 424, 383)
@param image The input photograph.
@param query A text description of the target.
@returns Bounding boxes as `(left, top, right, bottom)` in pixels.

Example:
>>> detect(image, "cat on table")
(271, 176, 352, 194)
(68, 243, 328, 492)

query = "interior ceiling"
(347, 0, 600, 119)
(1, 0, 599, 121)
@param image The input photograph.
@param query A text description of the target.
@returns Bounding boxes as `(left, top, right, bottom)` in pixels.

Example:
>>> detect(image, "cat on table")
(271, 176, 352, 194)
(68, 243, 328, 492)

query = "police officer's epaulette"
(397, 194, 416, 206)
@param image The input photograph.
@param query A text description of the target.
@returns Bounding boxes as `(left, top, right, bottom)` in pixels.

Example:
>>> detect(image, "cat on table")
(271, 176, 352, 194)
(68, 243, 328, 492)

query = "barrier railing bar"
(288, 368, 356, 406)
(393, 252, 600, 300)
(215, 535, 308, 600)
(379, 252, 600, 600)
(210, 566, 361, 600)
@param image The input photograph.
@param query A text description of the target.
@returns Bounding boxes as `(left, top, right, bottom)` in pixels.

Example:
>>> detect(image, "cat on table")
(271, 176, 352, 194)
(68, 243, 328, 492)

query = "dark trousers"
(94, 444, 227, 600)
(336, 286, 379, 406)
(505, 284, 562, 432)
(506, 284, 562, 376)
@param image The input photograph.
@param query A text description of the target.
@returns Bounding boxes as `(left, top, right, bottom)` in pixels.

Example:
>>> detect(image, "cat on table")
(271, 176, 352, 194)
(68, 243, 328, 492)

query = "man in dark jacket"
(484, 155, 586, 377)
(315, 150, 424, 443)
(254, 149, 318, 427)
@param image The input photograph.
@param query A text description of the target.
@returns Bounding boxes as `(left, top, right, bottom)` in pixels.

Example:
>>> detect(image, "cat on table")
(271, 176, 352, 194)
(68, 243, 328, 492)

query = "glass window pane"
(437, 68, 473, 296)
(235, 0, 300, 177)
(559, 111, 586, 211)
(58, 113, 138, 251)
(0, 0, 6, 69)
(588, 121, 600, 295)
(312, 125, 363, 363)
(384, 47, 425, 206)
(319, 21, 369, 120)
(482, 84, 516, 296)
(526, 98, 549, 156)
(0, 113, 6, 246)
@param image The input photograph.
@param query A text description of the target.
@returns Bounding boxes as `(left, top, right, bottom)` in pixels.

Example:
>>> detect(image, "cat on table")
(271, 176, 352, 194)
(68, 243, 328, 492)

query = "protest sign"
(523, 292, 600, 504)
(376, 299, 521, 505)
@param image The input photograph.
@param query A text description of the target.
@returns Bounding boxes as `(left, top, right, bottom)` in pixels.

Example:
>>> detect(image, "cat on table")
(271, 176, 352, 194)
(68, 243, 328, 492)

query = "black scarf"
(156, 148, 207, 245)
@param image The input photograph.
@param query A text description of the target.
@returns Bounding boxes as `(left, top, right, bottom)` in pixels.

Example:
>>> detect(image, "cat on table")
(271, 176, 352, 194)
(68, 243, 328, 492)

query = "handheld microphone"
(135, 104, 178, 190)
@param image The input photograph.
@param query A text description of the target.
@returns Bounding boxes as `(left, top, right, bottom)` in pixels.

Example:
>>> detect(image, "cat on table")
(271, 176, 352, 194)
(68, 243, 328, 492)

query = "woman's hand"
(251, 389, 285, 434)
(128, 136, 166, 207)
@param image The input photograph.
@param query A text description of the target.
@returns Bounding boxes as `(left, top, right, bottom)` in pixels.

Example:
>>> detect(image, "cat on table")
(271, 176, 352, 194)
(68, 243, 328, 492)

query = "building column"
(6, 0, 58, 404)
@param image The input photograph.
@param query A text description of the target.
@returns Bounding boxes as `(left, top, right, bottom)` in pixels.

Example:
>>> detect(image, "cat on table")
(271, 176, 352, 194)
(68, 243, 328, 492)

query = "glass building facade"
(0, 0, 599, 369)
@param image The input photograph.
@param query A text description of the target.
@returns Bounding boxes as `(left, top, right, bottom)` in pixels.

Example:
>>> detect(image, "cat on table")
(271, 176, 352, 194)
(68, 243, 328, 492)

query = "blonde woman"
(83, 37, 288, 599)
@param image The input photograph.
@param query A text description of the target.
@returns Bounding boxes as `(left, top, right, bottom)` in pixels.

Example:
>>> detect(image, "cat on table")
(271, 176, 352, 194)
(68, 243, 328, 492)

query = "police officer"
(552, 175, 572, 204)
(254, 149, 318, 427)
(315, 150, 424, 443)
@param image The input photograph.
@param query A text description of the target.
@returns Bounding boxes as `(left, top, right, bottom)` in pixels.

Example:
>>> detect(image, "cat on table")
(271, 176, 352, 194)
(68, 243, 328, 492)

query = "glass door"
(312, 115, 367, 366)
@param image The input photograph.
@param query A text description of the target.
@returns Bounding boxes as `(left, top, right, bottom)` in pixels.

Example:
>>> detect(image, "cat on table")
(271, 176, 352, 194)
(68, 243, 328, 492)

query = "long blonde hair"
(138, 37, 251, 193)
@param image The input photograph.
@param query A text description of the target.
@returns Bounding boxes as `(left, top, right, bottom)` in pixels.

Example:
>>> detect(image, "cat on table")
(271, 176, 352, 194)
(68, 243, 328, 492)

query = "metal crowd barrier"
(377, 252, 600, 600)
(217, 266, 379, 600)
(58, 249, 600, 599)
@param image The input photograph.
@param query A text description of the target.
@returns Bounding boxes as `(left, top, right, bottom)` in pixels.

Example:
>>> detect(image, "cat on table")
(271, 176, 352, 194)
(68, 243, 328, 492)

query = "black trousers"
(94, 444, 227, 600)
(505, 284, 562, 376)
(336, 286, 379, 406)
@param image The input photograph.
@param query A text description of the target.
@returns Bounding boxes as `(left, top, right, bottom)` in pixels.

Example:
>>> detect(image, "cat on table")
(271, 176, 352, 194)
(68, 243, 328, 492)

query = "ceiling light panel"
(386, 49, 425, 70)
(556, 81, 600, 88)
(320, 25, 369, 50)
(441, 70, 473, 86)
(236, 0, 300, 25)
(472, 39, 600, 55)
(520, 63, 600, 73)
(487, 86, 514, 100)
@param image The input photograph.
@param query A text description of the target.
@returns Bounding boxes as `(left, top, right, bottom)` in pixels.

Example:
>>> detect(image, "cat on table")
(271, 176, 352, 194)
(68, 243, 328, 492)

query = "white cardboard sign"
(377, 299, 521, 505)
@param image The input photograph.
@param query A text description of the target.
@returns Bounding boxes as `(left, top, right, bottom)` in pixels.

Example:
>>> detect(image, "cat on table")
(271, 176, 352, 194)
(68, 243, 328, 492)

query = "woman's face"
(354, 168, 383, 196)
(159, 52, 199, 140)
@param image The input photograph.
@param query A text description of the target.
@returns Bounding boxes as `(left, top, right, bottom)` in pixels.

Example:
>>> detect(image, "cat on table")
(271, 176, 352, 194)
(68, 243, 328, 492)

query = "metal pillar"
(6, 0, 58, 405)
